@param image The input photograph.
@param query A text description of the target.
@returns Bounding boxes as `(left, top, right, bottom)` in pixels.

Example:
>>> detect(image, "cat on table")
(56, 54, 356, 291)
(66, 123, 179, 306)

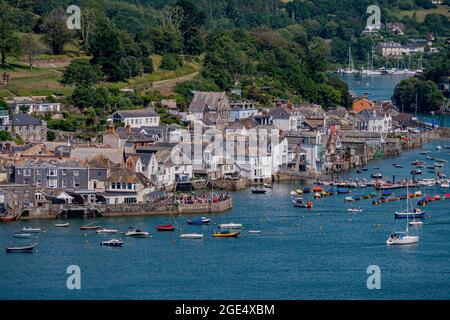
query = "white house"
(110, 108, 160, 128)
(359, 109, 392, 132)
(230, 101, 259, 121)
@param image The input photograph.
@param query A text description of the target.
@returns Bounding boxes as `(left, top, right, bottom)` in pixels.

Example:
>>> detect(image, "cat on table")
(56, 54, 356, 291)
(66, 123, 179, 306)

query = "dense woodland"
(0, 0, 449, 133)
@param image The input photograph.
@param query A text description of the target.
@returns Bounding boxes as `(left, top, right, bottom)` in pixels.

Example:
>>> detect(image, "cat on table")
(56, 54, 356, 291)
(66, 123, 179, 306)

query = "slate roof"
(113, 108, 159, 118)
(189, 92, 228, 113)
(11, 114, 42, 126)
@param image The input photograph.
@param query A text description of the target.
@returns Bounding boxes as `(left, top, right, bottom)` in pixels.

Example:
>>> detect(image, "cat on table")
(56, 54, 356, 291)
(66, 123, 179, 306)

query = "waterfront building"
(103, 167, 152, 204)
(285, 131, 323, 174)
(110, 108, 160, 128)
(70, 147, 125, 166)
(269, 105, 303, 132)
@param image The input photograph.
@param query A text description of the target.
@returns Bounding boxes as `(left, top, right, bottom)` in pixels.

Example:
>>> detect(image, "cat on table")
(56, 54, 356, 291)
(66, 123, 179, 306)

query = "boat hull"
(394, 212, 426, 219)
(386, 236, 419, 245)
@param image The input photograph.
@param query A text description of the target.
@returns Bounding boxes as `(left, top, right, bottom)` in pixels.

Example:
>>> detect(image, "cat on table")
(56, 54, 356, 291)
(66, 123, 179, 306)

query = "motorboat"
(54, 223, 69, 228)
(22, 227, 41, 233)
(410, 169, 422, 175)
(213, 230, 240, 238)
(409, 220, 423, 226)
(187, 217, 211, 225)
(6, 243, 36, 253)
(218, 223, 243, 229)
(100, 239, 124, 247)
(96, 228, 118, 234)
(436, 145, 442, 150)
(180, 233, 204, 239)
(293, 198, 313, 208)
(344, 196, 354, 202)
(124, 229, 150, 237)
(157, 224, 176, 231)
(0, 215, 18, 222)
(13, 232, 31, 238)
(395, 208, 426, 219)
(441, 180, 449, 188)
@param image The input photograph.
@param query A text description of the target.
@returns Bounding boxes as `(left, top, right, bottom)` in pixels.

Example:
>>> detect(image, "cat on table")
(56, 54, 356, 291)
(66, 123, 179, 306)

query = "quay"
(16, 198, 233, 220)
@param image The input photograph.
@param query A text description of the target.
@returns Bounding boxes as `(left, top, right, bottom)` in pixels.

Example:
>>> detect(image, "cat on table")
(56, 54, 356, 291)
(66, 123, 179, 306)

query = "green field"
(0, 55, 202, 98)
(394, 4, 450, 22)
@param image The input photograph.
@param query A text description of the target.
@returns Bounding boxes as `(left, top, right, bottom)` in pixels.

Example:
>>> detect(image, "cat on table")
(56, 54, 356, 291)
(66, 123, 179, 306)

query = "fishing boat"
(100, 239, 123, 247)
(251, 188, 266, 194)
(96, 228, 118, 234)
(13, 232, 31, 238)
(213, 230, 240, 238)
(387, 184, 420, 245)
(347, 208, 363, 212)
(22, 227, 41, 233)
(219, 223, 243, 229)
(6, 243, 36, 253)
(187, 217, 211, 225)
(180, 233, 204, 239)
(156, 224, 176, 231)
(54, 223, 69, 228)
(124, 229, 150, 237)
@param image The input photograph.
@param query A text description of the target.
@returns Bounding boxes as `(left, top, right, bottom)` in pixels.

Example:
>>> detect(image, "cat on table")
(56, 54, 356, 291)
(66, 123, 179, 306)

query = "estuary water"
(337, 73, 412, 102)
(1, 139, 450, 300)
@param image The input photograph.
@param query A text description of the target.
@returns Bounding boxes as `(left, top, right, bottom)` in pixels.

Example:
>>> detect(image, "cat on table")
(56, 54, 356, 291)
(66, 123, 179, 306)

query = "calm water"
(1, 139, 450, 300)
(338, 74, 412, 102)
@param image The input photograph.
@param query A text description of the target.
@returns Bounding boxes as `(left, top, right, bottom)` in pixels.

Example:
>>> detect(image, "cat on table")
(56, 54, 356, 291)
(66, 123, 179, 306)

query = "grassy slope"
(0, 54, 202, 98)
(393, 4, 450, 22)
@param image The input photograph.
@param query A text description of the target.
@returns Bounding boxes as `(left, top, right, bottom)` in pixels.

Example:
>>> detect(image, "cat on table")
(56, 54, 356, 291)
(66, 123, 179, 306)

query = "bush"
(160, 53, 183, 71)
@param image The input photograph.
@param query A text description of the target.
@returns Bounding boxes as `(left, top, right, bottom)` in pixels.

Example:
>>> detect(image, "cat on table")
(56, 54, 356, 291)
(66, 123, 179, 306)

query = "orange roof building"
(352, 99, 375, 113)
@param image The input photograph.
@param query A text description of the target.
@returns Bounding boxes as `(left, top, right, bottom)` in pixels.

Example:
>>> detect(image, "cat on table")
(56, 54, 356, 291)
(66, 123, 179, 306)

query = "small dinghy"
(249, 230, 261, 234)
(124, 229, 150, 237)
(344, 196, 354, 202)
(80, 225, 101, 230)
(157, 224, 176, 231)
(187, 217, 211, 225)
(180, 233, 204, 239)
(347, 208, 363, 212)
(100, 239, 123, 247)
(251, 188, 266, 194)
(219, 223, 243, 229)
(6, 243, 36, 253)
(409, 220, 423, 226)
(54, 223, 69, 228)
(96, 228, 118, 234)
(213, 230, 240, 238)
(13, 232, 31, 238)
(22, 227, 41, 233)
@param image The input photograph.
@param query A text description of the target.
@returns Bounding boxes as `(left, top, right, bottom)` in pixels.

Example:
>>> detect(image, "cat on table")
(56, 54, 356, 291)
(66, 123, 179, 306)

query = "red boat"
(0, 215, 18, 222)
(157, 224, 176, 231)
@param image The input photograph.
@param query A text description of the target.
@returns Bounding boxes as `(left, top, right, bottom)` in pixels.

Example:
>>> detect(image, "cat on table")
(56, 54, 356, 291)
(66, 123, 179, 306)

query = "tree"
(392, 77, 444, 113)
(47, 130, 56, 141)
(160, 53, 183, 70)
(0, 1, 20, 66)
(42, 8, 72, 55)
(0, 97, 8, 110)
(0, 130, 13, 142)
(21, 33, 42, 69)
(61, 59, 103, 87)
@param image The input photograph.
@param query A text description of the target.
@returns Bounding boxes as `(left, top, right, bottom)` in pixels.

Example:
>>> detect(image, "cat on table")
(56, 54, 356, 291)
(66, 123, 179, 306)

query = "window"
(48, 179, 57, 188)
(74, 170, 79, 176)
(36, 169, 42, 175)
(17, 169, 22, 175)
(61, 169, 67, 176)
(124, 197, 137, 204)
(23, 169, 31, 176)
(36, 180, 42, 187)
(74, 179, 80, 188)
(49, 169, 57, 176)
(62, 179, 67, 188)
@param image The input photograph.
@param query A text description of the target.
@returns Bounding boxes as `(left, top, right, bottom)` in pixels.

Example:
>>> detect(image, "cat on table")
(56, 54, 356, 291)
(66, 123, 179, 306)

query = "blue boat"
(325, 188, 334, 194)
(187, 217, 211, 225)
(353, 195, 361, 201)
(303, 187, 311, 193)
(337, 188, 350, 194)
(395, 210, 426, 219)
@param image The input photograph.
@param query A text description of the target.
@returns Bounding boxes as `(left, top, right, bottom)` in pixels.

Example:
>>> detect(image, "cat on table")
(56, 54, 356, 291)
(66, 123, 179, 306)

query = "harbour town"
(1, 0, 450, 301)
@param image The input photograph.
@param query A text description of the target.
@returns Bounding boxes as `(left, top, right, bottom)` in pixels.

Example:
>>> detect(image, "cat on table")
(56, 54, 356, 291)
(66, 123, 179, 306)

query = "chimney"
(106, 119, 115, 134)
(125, 124, 131, 134)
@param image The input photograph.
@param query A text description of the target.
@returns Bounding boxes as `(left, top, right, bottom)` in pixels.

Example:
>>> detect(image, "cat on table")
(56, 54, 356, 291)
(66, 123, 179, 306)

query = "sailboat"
(339, 47, 358, 74)
(360, 50, 382, 75)
(387, 184, 420, 245)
